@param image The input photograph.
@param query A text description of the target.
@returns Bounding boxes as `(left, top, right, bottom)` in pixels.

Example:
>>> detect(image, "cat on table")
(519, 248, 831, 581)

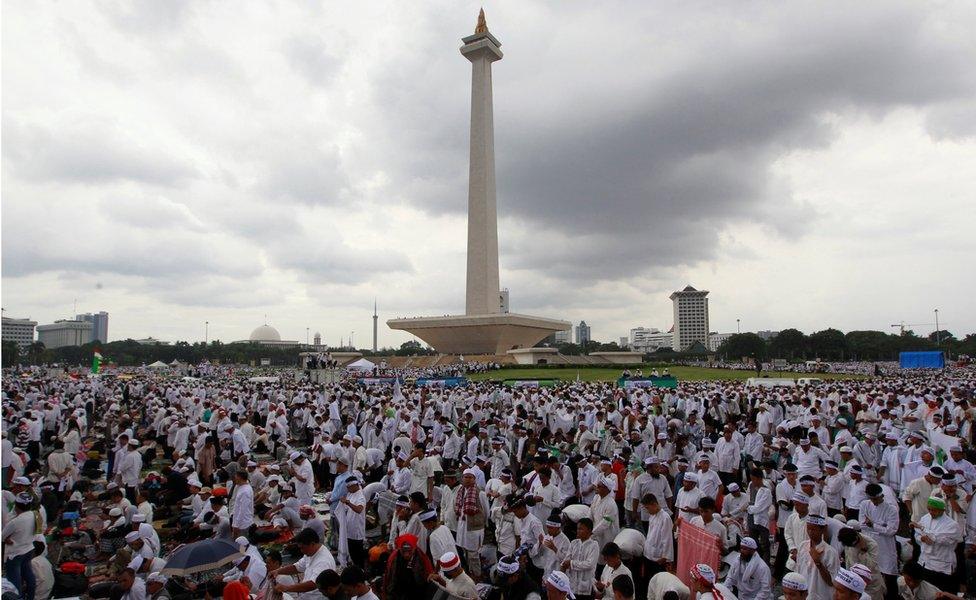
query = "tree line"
(714, 328, 975, 362)
(3, 327, 972, 369)
(0, 338, 438, 369)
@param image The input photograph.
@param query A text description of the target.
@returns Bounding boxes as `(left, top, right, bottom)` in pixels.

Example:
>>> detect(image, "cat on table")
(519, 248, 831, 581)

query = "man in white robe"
(724, 537, 771, 600)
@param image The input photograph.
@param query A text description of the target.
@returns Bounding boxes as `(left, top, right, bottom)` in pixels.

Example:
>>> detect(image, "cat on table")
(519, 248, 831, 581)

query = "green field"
(467, 366, 866, 383)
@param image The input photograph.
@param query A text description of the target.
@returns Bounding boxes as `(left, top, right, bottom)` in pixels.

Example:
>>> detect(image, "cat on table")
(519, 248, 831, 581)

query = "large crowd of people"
(3, 362, 976, 600)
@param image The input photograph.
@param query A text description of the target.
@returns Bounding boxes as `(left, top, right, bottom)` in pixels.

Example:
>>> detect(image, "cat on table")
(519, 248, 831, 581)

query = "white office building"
(670, 285, 710, 351)
(2, 317, 37, 349)
(554, 330, 572, 344)
(707, 332, 735, 352)
(629, 327, 675, 353)
(133, 337, 171, 346)
(37, 320, 92, 349)
(499, 289, 510, 314)
(756, 330, 780, 341)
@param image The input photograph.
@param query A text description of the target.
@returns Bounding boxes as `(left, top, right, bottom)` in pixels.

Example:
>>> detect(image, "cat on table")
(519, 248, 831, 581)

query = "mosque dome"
(249, 324, 281, 342)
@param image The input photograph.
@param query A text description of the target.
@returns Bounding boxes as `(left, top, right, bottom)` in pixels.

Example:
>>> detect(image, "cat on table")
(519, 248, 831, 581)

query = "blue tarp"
(900, 351, 945, 369)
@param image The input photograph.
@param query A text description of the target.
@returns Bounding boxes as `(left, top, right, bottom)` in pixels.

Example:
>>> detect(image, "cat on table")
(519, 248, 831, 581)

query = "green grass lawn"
(467, 365, 866, 382)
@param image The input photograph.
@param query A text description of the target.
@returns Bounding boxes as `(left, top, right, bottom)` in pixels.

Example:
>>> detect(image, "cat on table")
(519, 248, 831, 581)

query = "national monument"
(388, 10, 570, 355)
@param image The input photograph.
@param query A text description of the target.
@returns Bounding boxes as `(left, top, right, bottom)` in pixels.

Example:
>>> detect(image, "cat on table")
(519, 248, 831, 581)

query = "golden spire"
(475, 8, 488, 34)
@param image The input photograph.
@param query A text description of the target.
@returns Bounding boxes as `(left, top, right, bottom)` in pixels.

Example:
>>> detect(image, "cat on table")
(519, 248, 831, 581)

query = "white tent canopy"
(345, 358, 376, 371)
(147, 361, 169, 369)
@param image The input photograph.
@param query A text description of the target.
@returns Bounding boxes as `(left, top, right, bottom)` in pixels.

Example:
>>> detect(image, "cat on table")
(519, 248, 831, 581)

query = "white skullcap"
(805, 514, 827, 526)
(438, 551, 461, 571)
(782, 572, 808, 591)
(834, 568, 866, 594)
(496, 558, 519, 575)
(544, 571, 575, 598)
(850, 563, 873, 582)
(739, 537, 758, 550)
(690, 564, 716, 583)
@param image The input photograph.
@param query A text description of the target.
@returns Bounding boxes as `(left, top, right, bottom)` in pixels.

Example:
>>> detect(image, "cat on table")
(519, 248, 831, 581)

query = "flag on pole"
(92, 350, 104, 374)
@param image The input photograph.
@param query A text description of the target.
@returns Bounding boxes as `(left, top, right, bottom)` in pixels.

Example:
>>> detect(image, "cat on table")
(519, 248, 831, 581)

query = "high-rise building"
(313, 332, 322, 347)
(2, 317, 37, 350)
(37, 320, 92, 349)
(554, 330, 572, 344)
(670, 285, 710, 351)
(499, 289, 510, 314)
(756, 330, 780, 341)
(76, 311, 109, 343)
(619, 336, 629, 348)
(575, 321, 591, 345)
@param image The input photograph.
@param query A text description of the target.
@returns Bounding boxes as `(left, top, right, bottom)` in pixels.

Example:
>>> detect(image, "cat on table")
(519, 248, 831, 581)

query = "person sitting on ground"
(145, 573, 170, 600)
(269, 528, 337, 599)
(428, 552, 478, 600)
(896, 560, 963, 600)
(383, 534, 433, 600)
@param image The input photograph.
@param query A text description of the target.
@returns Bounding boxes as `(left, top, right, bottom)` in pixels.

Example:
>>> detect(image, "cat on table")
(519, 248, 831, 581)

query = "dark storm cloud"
(344, 3, 975, 285)
(488, 5, 976, 281)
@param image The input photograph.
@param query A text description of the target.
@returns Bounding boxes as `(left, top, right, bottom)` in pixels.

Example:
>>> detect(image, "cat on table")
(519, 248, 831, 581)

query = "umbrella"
(161, 539, 242, 576)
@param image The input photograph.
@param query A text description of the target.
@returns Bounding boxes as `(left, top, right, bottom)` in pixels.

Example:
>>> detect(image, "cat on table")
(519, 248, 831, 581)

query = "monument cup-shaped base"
(387, 313, 570, 355)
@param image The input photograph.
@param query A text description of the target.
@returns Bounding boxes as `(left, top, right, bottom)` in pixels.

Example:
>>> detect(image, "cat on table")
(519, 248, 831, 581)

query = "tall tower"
(372, 299, 378, 352)
(386, 10, 570, 354)
(670, 285, 710, 351)
(462, 9, 503, 316)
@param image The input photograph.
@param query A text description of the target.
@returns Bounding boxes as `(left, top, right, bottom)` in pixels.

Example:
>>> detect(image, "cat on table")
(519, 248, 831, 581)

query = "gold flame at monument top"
(475, 8, 488, 34)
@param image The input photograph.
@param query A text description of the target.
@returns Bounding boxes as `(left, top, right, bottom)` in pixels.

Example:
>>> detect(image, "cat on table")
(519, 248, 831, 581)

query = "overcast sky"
(3, 1, 975, 348)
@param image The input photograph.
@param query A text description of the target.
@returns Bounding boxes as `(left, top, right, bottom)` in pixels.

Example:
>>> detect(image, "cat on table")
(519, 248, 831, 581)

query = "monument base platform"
(387, 313, 570, 355)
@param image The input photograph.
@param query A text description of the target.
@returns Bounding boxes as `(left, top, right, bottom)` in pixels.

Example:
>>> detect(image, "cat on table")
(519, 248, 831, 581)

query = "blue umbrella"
(161, 539, 242, 576)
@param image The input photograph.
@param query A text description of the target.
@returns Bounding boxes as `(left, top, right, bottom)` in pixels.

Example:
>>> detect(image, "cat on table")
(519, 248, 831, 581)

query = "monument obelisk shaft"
(386, 12, 570, 355)
(461, 10, 503, 316)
